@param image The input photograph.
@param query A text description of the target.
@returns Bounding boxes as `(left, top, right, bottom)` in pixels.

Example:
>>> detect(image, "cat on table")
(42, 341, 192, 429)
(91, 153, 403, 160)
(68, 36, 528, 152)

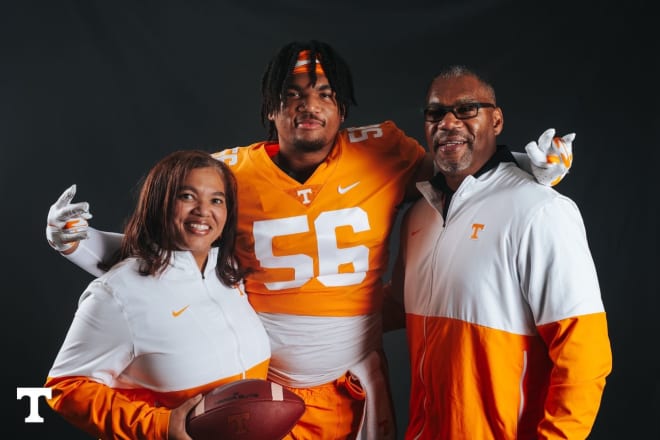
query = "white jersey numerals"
(346, 124, 383, 143)
(253, 208, 370, 290)
(213, 147, 240, 166)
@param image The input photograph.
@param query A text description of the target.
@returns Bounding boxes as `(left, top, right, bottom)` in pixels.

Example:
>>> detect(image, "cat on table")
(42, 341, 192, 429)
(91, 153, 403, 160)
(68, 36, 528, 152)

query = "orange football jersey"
(213, 121, 425, 317)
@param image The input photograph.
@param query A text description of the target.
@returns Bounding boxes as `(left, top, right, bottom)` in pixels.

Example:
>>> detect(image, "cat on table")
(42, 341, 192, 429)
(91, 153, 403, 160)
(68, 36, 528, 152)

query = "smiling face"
(425, 73, 503, 189)
(268, 73, 343, 155)
(174, 166, 227, 270)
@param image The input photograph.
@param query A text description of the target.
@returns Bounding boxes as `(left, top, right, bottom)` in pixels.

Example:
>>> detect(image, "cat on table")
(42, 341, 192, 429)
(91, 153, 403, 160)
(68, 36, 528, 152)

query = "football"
(186, 379, 305, 440)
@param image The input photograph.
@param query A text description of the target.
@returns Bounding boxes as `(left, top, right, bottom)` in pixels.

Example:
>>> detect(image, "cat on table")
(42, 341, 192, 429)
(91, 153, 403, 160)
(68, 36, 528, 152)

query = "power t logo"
(17, 387, 51, 423)
(470, 223, 485, 240)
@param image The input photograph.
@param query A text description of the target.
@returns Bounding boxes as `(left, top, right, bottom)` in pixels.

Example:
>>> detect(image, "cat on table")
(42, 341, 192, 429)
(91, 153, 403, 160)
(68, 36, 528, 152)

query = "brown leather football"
(186, 379, 305, 440)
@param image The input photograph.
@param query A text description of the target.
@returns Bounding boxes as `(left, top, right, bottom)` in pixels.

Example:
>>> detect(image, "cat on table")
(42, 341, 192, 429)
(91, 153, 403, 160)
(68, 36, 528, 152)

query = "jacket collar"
(164, 247, 219, 279)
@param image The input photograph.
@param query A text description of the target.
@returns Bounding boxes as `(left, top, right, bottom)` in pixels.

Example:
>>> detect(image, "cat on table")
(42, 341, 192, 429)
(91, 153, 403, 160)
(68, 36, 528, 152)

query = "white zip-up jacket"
(45, 247, 271, 439)
(400, 161, 612, 440)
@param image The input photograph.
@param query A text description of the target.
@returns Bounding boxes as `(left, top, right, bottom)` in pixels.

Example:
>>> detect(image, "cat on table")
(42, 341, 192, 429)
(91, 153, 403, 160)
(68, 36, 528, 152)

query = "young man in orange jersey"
(45, 41, 572, 439)
(391, 65, 611, 439)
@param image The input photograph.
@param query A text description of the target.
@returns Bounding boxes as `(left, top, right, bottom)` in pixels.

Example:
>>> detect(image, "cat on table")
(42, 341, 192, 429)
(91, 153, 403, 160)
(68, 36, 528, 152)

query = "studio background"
(5, 1, 655, 438)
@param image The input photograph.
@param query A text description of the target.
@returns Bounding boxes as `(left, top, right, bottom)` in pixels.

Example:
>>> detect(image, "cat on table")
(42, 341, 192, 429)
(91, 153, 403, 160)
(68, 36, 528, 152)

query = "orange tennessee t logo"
(470, 223, 484, 239)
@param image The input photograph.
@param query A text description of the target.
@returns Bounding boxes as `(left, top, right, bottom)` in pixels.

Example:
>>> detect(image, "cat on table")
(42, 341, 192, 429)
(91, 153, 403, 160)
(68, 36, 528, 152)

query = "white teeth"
(438, 141, 465, 149)
(188, 223, 209, 231)
(435, 140, 464, 148)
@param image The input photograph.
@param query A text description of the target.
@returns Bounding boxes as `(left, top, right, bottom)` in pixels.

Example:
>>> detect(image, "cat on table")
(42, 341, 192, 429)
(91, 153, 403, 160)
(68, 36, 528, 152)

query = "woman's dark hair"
(102, 150, 244, 286)
(260, 40, 357, 140)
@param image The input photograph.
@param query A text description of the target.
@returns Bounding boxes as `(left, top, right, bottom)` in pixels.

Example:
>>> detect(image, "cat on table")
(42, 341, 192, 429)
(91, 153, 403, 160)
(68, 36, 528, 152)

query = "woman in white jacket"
(45, 150, 271, 440)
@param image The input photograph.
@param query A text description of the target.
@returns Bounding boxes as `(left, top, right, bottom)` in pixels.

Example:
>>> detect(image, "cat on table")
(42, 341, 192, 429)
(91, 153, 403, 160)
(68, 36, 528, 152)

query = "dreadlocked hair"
(260, 40, 357, 140)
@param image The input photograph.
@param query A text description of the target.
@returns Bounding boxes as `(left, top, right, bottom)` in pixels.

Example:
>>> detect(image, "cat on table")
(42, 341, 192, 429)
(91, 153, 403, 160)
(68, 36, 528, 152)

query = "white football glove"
(46, 184, 92, 252)
(525, 128, 574, 186)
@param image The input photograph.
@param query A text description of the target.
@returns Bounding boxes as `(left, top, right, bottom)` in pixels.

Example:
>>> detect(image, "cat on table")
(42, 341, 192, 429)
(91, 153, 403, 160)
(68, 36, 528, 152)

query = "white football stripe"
(271, 382, 284, 401)
(192, 398, 205, 417)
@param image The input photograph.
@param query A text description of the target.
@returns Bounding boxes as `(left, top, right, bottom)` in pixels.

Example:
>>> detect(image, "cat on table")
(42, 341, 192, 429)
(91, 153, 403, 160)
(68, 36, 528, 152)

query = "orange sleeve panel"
(405, 313, 611, 440)
(536, 312, 612, 439)
(45, 359, 269, 439)
(45, 376, 170, 440)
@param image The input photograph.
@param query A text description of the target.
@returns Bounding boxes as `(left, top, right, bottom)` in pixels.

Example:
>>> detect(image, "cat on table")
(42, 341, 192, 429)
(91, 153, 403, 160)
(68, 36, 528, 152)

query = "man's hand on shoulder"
(525, 128, 574, 186)
(46, 184, 92, 254)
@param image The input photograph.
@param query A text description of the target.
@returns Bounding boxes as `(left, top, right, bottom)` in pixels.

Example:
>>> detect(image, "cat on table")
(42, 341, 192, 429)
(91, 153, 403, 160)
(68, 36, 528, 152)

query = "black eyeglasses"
(423, 102, 496, 122)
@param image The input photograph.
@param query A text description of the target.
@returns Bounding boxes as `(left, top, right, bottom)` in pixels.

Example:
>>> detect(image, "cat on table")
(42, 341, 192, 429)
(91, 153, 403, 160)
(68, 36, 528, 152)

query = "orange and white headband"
(292, 50, 325, 75)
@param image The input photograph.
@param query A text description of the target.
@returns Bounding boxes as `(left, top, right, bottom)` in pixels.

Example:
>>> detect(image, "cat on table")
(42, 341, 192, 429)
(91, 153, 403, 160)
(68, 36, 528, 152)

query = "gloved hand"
(46, 184, 92, 252)
(524, 128, 574, 186)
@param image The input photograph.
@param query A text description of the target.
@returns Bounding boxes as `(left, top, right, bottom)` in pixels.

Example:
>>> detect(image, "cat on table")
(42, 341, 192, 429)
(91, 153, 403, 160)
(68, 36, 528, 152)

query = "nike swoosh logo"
(171, 305, 190, 317)
(338, 181, 360, 194)
(411, 229, 422, 236)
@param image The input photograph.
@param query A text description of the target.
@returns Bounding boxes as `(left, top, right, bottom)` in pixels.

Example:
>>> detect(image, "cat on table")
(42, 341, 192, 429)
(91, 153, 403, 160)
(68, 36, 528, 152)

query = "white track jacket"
(399, 161, 612, 440)
(46, 248, 271, 439)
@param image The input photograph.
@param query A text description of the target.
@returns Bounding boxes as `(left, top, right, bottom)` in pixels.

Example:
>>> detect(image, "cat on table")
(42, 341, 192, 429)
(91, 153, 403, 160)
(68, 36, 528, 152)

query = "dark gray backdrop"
(6, 1, 655, 438)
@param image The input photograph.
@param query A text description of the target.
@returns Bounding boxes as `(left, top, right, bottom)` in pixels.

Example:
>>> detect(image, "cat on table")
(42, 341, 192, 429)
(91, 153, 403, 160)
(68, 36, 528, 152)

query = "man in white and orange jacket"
(391, 65, 612, 439)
